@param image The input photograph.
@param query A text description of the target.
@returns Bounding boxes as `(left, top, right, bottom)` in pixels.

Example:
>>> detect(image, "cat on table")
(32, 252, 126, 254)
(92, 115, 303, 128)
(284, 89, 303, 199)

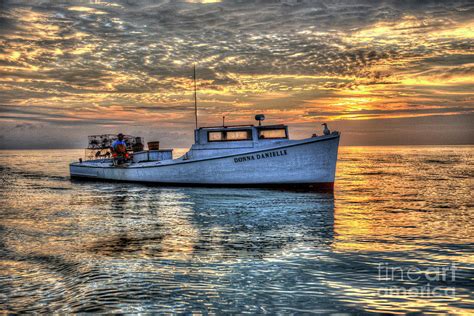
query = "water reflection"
(71, 185, 335, 261)
(0, 147, 473, 313)
(333, 146, 473, 253)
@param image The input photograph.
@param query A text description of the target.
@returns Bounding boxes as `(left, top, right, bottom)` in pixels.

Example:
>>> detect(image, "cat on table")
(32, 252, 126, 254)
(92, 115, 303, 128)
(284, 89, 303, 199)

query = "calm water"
(0, 146, 473, 314)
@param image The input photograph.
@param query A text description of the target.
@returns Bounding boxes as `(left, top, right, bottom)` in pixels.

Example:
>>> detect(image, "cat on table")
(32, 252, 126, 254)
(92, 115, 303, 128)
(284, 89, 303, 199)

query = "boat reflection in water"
(46, 185, 338, 313)
(77, 187, 335, 261)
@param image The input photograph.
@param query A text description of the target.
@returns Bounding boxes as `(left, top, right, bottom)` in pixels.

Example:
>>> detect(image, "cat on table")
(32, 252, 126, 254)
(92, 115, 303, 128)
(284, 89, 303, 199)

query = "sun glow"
(0, 1, 472, 147)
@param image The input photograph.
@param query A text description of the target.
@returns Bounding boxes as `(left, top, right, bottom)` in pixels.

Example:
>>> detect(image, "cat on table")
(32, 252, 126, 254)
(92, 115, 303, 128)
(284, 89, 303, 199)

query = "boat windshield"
(258, 128, 287, 139)
(208, 129, 252, 142)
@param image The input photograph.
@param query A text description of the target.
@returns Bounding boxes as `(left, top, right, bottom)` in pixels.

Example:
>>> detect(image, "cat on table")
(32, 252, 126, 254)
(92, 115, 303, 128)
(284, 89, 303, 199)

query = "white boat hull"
(70, 134, 339, 189)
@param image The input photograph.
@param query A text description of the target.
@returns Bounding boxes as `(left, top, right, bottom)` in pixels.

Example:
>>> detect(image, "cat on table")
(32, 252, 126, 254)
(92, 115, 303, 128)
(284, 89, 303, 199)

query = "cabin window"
(208, 131, 224, 141)
(226, 130, 251, 141)
(207, 130, 252, 142)
(258, 128, 287, 139)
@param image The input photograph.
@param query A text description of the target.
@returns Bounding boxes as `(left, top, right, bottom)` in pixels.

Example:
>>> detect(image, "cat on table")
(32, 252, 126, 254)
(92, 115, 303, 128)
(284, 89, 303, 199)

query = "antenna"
(193, 64, 198, 129)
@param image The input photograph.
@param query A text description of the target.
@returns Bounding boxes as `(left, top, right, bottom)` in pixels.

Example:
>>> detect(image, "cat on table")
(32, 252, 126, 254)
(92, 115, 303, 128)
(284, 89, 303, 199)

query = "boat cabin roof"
(197, 124, 286, 130)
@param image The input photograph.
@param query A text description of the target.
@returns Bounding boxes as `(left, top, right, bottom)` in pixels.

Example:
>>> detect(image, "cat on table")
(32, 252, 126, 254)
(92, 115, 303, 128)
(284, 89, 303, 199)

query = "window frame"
(257, 127, 288, 140)
(207, 129, 253, 142)
(207, 131, 225, 142)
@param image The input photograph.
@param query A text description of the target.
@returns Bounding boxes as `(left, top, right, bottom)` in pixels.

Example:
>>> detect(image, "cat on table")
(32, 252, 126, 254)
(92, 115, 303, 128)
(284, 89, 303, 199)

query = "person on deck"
(111, 133, 128, 165)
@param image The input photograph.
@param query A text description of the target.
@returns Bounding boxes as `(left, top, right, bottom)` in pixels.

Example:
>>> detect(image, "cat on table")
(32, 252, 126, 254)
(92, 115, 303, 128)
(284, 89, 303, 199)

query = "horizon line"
(1, 144, 473, 151)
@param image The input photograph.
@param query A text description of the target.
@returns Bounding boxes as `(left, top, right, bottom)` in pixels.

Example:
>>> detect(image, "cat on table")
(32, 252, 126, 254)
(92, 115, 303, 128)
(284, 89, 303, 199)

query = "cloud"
(0, 0, 473, 147)
(14, 122, 36, 129)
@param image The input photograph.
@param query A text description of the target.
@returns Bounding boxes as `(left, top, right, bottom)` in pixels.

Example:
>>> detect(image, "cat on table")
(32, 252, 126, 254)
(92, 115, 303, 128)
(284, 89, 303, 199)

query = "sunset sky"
(0, 0, 473, 149)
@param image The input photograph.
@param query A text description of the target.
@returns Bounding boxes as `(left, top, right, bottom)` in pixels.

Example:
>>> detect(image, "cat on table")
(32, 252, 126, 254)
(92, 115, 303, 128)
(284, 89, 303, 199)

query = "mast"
(193, 64, 198, 129)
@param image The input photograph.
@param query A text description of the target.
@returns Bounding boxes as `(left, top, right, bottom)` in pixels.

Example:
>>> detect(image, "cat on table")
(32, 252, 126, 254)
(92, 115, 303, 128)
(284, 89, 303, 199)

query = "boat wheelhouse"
(187, 123, 289, 160)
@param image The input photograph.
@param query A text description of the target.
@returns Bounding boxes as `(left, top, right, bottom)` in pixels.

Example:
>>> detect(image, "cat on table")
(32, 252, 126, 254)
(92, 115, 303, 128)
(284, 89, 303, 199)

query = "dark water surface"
(0, 147, 473, 313)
